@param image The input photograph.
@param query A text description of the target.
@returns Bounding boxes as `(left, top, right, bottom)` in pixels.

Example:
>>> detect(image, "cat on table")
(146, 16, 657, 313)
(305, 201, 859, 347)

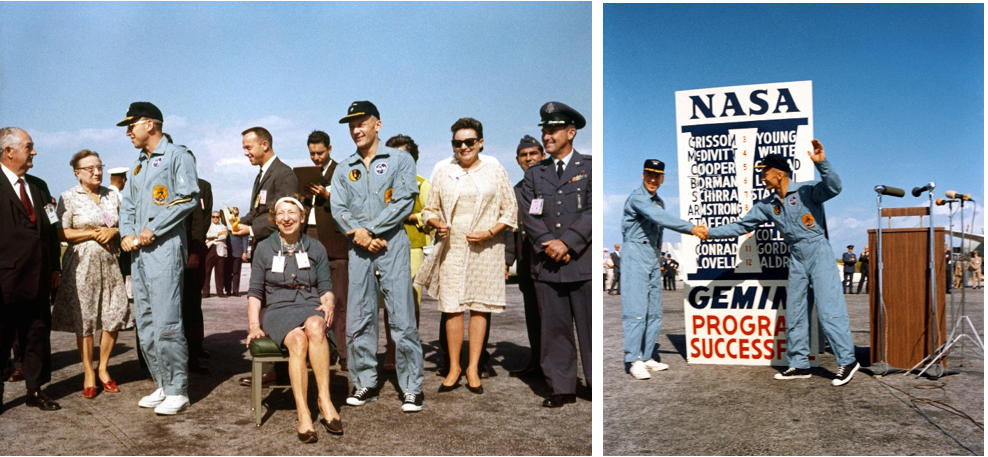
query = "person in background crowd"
(416, 118, 517, 395)
(506, 134, 545, 379)
(0, 126, 62, 412)
(246, 196, 341, 442)
(203, 211, 229, 298)
(857, 245, 870, 294)
(107, 167, 133, 301)
(117, 102, 199, 414)
(608, 244, 621, 295)
(51, 149, 133, 398)
(517, 102, 592, 407)
(226, 207, 248, 298)
(382, 134, 431, 373)
(842, 245, 856, 294)
(954, 254, 966, 289)
(603, 248, 613, 291)
(663, 253, 679, 291)
(968, 250, 982, 289)
(330, 101, 424, 412)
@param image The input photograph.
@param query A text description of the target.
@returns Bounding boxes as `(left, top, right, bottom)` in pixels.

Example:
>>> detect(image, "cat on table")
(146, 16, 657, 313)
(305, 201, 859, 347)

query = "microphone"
(945, 190, 974, 202)
(875, 185, 905, 198)
(936, 198, 959, 206)
(911, 182, 935, 197)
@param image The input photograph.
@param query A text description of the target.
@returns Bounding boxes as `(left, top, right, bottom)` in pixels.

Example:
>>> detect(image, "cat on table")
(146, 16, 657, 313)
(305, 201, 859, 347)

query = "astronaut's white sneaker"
(138, 388, 166, 408)
(629, 361, 651, 379)
(643, 359, 669, 371)
(154, 395, 190, 415)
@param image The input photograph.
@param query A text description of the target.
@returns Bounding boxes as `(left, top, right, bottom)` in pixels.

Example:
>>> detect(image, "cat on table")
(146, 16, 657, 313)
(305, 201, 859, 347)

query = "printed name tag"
(102, 213, 115, 228)
(296, 252, 310, 269)
(45, 204, 58, 224)
(259, 190, 268, 205)
(272, 255, 286, 273)
(529, 198, 544, 215)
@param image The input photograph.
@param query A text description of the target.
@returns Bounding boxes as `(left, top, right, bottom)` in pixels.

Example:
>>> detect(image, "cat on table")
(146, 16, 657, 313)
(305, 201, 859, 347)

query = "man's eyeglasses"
(126, 119, 152, 132)
(451, 138, 479, 149)
(75, 165, 104, 175)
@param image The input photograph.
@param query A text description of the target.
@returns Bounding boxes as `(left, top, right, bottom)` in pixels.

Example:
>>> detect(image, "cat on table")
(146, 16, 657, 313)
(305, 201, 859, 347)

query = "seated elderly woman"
(245, 196, 341, 443)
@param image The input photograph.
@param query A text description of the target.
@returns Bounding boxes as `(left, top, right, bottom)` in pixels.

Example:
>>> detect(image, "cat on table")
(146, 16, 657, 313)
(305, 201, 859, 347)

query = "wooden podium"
(867, 227, 947, 369)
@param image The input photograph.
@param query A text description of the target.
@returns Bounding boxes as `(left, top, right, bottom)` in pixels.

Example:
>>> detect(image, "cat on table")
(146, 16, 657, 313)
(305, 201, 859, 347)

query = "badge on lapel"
(153, 186, 168, 205)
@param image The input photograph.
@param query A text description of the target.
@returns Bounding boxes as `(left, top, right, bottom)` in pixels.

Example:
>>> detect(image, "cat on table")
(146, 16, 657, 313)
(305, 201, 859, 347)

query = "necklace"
(279, 234, 300, 252)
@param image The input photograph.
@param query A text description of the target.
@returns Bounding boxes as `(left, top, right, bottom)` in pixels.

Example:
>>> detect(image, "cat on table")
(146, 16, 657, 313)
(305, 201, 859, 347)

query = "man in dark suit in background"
(182, 178, 212, 374)
(506, 135, 545, 379)
(0, 126, 62, 413)
(518, 102, 592, 408)
(232, 126, 298, 388)
(609, 244, 621, 295)
(303, 130, 350, 371)
(842, 245, 856, 294)
(230, 126, 299, 246)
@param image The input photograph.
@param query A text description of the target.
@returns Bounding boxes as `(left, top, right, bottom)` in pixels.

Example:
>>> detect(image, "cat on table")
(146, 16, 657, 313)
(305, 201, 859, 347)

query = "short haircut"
(450, 118, 483, 139)
(69, 149, 100, 169)
(307, 130, 330, 148)
(0, 127, 28, 151)
(385, 134, 419, 162)
(242, 126, 273, 148)
(267, 193, 310, 227)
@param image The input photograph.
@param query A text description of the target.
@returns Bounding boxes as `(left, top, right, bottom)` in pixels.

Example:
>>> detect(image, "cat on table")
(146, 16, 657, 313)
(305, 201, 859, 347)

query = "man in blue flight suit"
(842, 245, 856, 294)
(698, 141, 860, 386)
(518, 102, 592, 407)
(330, 101, 424, 412)
(620, 159, 699, 380)
(117, 102, 200, 414)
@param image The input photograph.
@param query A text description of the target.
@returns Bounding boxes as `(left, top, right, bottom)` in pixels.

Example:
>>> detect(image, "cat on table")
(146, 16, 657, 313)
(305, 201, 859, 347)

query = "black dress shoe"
(438, 383, 459, 393)
(466, 384, 484, 395)
(239, 372, 276, 387)
(197, 349, 212, 359)
(188, 360, 210, 375)
(320, 418, 343, 436)
(542, 394, 576, 408)
(25, 391, 61, 411)
(508, 365, 543, 378)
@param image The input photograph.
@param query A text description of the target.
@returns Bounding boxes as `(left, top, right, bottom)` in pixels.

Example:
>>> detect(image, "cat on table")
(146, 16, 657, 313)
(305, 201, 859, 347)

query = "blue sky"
(603, 3, 984, 258)
(1, 2, 591, 211)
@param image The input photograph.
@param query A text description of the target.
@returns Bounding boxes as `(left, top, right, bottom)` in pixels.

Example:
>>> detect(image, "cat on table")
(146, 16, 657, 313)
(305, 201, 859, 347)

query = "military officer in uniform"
(842, 245, 856, 294)
(117, 102, 200, 414)
(330, 101, 424, 412)
(518, 102, 592, 407)
(620, 160, 698, 379)
(699, 143, 860, 386)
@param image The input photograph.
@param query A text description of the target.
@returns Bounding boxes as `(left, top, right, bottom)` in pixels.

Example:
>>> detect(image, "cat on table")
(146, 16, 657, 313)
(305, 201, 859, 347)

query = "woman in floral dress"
(52, 150, 132, 399)
(416, 118, 517, 395)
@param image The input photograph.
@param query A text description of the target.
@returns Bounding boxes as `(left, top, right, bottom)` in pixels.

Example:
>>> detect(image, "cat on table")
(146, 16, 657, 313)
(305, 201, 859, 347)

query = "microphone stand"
(871, 192, 893, 375)
(912, 197, 984, 377)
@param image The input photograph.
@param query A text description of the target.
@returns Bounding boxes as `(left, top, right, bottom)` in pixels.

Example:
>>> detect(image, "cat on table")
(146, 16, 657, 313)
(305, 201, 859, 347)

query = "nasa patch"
(788, 195, 798, 207)
(349, 169, 362, 181)
(375, 162, 388, 175)
(151, 157, 164, 168)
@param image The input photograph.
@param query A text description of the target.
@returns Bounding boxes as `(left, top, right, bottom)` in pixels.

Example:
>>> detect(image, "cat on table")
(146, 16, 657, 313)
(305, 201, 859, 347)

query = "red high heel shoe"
(100, 379, 121, 393)
(82, 386, 98, 399)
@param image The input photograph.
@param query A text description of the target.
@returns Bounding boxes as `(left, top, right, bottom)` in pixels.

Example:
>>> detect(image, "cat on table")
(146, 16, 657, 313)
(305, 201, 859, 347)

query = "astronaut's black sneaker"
(831, 361, 860, 386)
(773, 367, 812, 380)
(346, 386, 379, 406)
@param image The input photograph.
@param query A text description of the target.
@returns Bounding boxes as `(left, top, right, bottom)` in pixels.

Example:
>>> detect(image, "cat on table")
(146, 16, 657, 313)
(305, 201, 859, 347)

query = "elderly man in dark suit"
(518, 102, 592, 408)
(0, 126, 62, 413)
(231, 126, 299, 246)
(232, 126, 298, 388)
(303, 130, 350, 371)
(506, 135, 545, 379)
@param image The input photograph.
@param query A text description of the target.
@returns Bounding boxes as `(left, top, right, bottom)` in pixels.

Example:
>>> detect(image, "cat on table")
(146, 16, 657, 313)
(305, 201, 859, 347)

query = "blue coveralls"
(620, 184, 694, 363)
(119, 137, 199, 396)
(707, 160, 856, 369)
(330, 146, 423, 395)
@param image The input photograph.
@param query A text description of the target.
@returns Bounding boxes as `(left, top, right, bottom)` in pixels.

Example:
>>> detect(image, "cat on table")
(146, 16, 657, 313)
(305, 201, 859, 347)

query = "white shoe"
(153, 395, 190, 415)
(643, 359, 669, 371)
(629, 361, 651, 379)
(138, 388, 166, 408)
